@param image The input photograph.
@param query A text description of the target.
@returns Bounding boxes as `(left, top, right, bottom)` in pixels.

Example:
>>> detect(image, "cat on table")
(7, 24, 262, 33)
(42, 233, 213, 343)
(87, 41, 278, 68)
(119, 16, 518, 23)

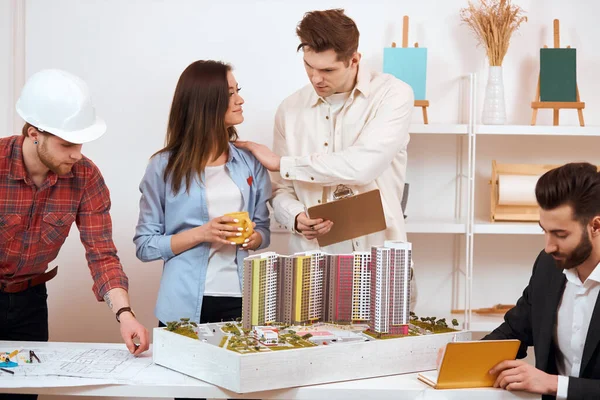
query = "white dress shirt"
(554, 262, 600, 399)
(272, 65, 414, 254)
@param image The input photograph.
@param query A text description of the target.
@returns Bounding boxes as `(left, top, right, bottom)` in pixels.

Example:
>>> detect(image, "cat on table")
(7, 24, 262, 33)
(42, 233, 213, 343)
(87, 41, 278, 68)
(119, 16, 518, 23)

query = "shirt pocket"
(41, 213, 76, 245)
(0, 214, 22, 242)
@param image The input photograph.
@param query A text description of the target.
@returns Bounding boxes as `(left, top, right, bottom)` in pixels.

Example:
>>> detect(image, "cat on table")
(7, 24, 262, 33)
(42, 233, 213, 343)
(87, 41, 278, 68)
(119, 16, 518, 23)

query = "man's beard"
(550, 230, 593, 270)
(37, 141, 73, 175)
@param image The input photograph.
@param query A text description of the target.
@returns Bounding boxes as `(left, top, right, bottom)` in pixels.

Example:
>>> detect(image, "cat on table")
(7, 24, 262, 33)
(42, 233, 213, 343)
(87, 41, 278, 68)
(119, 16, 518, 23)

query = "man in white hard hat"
(0, 70, 149, 381)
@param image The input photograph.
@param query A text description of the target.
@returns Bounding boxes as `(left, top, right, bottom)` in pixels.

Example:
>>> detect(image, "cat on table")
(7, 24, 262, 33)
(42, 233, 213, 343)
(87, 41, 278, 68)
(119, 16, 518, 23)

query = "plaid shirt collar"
(8, 136, 27, 181)
(8, 135, 73, 183)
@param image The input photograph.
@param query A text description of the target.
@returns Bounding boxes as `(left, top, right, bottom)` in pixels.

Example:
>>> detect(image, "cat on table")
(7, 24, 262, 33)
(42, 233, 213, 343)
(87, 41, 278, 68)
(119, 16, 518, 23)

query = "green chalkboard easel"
(531, 19, 585, 126)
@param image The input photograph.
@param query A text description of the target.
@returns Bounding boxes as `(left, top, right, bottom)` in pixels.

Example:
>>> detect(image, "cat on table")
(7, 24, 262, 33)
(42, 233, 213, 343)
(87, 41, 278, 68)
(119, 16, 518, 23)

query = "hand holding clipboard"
(295, 212, 334, 241)
(306, 185, 387, 247)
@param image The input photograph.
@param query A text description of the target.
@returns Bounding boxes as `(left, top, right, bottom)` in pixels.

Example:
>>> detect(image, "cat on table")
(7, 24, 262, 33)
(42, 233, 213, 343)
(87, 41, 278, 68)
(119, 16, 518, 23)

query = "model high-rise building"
(289, 251, 325, 325)
(276, 255, 295, 325)
(306, 251, 325, 323)
(323, 254, 354, 322)
(242, 242, 412, 335)
(242, 252, 278, 330)
(369, 241, 412, 335)
(352, 252, 371, 322)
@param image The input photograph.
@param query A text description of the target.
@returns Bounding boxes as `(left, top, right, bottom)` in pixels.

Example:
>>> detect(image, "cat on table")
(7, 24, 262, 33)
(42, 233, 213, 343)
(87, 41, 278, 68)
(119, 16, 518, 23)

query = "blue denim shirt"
(133, 144, 271, 324)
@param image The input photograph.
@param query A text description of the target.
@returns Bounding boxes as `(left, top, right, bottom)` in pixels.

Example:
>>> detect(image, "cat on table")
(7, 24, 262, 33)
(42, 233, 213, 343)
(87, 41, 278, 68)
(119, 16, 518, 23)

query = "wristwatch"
(115, 307, 136, 323)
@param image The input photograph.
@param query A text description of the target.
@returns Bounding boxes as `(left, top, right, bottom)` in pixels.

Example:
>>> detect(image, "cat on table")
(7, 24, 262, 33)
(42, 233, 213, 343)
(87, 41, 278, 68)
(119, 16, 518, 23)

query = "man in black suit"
(484, 162, 600, 399)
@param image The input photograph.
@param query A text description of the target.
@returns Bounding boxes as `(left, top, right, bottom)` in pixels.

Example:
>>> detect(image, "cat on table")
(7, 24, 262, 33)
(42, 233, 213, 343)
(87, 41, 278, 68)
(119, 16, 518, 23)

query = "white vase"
(482, 66, 506, 125)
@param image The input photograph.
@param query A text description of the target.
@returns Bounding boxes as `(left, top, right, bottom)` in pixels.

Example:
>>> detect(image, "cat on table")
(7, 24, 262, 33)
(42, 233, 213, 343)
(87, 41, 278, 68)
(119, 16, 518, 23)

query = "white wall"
(0, 1, 11, 136)
(12, 0, 479, 345)
(2, 0, 600, 383)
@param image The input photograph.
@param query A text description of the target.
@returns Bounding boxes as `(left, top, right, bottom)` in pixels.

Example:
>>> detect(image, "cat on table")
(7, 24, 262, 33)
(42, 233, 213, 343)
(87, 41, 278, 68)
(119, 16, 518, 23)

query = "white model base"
(153, 327, 472, 393)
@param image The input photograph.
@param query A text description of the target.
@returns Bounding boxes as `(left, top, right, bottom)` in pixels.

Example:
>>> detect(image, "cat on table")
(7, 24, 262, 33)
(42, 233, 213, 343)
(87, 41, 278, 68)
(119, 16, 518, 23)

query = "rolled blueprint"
(497, 174, 540, 206)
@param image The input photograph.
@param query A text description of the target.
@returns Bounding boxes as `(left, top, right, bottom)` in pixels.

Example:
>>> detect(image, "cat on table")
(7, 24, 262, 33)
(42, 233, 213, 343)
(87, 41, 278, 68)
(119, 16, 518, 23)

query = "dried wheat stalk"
(460, 0, 527, 66)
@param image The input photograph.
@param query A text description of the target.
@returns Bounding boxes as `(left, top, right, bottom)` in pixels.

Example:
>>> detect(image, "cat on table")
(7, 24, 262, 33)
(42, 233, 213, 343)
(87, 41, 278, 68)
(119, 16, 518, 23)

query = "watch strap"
(116, 306, 135, 323)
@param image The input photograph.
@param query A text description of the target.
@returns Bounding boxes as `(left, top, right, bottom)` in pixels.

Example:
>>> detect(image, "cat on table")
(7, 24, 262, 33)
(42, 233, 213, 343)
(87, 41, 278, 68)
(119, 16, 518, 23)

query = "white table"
(0, 341, 540, 399)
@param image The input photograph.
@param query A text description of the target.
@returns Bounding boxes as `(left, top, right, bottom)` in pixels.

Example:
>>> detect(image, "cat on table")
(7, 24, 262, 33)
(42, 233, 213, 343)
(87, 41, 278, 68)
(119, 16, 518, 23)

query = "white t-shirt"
(326, 91, 351, 130)
(203, 164, 243, 297)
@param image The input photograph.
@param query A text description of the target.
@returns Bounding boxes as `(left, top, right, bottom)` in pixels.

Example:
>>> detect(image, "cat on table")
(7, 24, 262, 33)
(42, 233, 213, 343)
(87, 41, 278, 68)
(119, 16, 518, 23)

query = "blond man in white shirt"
(235, 9, 414, 258)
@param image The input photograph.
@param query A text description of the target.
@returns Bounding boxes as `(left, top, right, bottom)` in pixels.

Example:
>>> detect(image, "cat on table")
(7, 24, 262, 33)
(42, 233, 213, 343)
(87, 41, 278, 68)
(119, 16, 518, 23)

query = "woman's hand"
(197, 215, 245, 245)
(242, 222, 261, 250)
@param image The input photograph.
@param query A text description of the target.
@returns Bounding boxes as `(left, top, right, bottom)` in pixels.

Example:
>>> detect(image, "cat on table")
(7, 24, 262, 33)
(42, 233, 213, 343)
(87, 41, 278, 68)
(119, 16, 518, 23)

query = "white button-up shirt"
(554, 263, 600, 399)
(271, 65, 414, 254)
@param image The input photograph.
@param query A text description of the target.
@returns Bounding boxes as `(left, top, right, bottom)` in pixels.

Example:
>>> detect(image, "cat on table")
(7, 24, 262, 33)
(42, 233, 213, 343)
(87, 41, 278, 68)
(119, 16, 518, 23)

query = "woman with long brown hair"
(134, 60, 271, 328)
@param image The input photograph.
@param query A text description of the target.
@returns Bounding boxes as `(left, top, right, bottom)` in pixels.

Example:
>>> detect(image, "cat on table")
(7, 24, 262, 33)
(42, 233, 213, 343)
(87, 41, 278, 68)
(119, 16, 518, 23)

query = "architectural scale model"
(242, 241, 413, 336)
(153, 240, 468, 393)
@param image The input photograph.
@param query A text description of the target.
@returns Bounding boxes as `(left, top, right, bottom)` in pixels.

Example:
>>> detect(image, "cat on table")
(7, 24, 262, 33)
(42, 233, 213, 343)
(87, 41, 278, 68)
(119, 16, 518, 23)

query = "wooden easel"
(531, 19, 585, 126)
(391, 16, 429, 124)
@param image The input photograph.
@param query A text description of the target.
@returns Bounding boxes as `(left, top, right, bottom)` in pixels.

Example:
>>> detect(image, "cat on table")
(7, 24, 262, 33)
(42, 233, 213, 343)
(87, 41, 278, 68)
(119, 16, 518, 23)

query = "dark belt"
(0, 266, 58, 293)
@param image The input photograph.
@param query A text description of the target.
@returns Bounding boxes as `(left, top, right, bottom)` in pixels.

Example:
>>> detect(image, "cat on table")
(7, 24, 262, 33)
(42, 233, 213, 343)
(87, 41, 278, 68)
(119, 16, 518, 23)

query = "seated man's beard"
(551, 231, 593, 270)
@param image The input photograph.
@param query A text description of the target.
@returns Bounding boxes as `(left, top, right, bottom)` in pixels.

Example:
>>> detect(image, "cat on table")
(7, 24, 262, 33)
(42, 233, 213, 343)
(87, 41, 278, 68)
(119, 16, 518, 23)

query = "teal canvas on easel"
(383, 47, 427, 100)
(540, 48, 577, 102)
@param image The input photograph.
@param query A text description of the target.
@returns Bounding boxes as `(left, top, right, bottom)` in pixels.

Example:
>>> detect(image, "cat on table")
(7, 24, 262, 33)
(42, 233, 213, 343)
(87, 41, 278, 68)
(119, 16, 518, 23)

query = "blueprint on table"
(0, 346, 154, 387)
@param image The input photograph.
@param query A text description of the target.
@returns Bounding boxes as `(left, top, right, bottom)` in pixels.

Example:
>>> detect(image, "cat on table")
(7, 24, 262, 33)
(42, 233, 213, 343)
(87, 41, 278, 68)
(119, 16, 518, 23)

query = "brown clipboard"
(307, 189, 387, 247)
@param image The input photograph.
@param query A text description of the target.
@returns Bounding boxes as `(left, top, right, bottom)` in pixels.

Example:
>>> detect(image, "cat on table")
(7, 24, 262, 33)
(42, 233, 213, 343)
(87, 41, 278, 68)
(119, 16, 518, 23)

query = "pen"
(0, 368, 14, 375)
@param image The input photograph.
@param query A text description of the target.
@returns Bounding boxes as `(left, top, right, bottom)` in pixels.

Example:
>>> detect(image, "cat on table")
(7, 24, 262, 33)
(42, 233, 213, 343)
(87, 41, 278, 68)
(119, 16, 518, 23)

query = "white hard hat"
(16, 69, 106, 144)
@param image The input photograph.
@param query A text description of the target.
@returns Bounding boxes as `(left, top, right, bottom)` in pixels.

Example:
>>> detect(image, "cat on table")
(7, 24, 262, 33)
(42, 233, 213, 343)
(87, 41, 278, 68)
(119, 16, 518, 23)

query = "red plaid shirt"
(0, 135, 128, 300)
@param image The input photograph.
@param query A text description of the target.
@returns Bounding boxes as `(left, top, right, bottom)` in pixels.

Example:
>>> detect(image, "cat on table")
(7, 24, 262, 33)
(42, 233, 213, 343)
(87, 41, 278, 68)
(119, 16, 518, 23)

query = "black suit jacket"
(484, 250, 600, 399)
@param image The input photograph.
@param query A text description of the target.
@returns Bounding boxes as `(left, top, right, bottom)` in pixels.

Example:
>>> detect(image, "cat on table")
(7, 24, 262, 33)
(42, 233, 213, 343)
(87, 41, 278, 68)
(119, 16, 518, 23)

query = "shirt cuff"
(254, 227, 269, 250)
(280, 156, 297, 180)
(288, 204, 307, 234)
(556, 375, 569, 400)
(158, 235, 175, 260)
(95, 275, 129, 301)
